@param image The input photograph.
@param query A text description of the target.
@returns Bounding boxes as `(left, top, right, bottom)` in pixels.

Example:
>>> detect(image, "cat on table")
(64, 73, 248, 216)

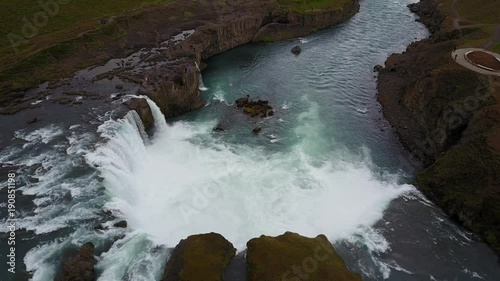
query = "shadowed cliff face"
(136, 0, 359, 120)
(377, 0, 500, 254)
(0, 0, 360, 127)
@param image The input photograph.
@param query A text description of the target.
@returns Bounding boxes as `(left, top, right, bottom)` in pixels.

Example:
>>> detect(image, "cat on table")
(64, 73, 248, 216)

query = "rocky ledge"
(55, 243, 96, 281)
(377, 0, 500, 254)
(57, 232, 360, 281)
(0, 0, 360, 125)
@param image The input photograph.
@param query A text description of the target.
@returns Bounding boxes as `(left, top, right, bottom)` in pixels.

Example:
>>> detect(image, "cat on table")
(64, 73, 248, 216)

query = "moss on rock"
(161, 233, 236, 281)
(247, 232, 361, 281)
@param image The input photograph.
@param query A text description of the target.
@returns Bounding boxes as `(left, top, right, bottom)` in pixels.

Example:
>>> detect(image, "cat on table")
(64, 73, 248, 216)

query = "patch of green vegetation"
(458, 25, 498, 48)
(0, 20, 126, 94)
(247, 232, 362, 281)
(490, 42, 500, 54)
(0, 0, 171, 68)
(455, 0, 500, 24)
(183, 11, 194, 18)
(277, 0, 351, 13)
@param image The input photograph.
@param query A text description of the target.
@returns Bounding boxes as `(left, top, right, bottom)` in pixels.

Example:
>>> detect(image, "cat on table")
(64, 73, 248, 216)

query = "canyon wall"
(144, 0, 360, 120)
(377, 0, 500, 254)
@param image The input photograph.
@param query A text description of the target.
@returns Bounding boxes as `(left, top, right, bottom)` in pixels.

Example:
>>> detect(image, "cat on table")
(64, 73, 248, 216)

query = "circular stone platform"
(466, 51, 500, 71)
(452, 48, 500, 76)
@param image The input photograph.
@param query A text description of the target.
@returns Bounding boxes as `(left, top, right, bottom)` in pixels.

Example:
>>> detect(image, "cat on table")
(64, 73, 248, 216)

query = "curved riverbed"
(1, 0, 500, 280)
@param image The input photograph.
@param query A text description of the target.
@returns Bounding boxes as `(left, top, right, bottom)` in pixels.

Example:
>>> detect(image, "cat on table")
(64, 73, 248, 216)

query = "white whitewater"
(195, 62, 208, 91)
(87, 99, 412, 254)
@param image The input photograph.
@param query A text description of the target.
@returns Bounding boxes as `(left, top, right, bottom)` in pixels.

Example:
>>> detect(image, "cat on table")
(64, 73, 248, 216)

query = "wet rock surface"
(291, 45, 302, 54)
(161, 233, 236, 281)
(236, 97, 274, 118)
(54, 243, 96, 281)
(124, 98, 154, 131)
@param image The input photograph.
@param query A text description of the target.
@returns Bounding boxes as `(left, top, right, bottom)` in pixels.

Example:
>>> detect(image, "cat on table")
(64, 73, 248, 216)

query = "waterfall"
(85, 98, 412, 251)
(195, 61, 208, 91)
(145, 97, 169, 135)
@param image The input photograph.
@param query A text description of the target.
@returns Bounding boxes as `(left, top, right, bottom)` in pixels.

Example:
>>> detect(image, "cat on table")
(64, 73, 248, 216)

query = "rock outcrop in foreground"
(247, 232, 362, 281)
(377, 0, 500, 254)
(55, 243, 96, 281)
(161, 233, 236, 281)
(51, 232, 358, 281)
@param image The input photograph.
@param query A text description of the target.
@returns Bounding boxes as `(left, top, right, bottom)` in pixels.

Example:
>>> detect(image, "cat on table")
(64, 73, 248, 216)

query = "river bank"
(377, 0, 500, 254)
(2, 0, 500, 280)
(0, 0, 359, 120)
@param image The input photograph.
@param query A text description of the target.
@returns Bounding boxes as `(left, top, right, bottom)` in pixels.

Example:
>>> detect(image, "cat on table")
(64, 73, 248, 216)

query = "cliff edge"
(377, 0, 500, 254)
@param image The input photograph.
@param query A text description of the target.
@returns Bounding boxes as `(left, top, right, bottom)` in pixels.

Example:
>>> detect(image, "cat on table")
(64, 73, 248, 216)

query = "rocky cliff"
(141, 0, 360, 120)
(377, 0, 500, 254)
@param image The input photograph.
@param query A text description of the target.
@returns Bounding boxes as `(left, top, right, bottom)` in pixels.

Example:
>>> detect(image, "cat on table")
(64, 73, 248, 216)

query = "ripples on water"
(1, 0, 500, 281)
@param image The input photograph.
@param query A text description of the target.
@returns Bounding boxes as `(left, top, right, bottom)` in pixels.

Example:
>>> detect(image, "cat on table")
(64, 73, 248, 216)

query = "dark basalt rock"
(214, 123, 225, 132)
(235, 96, 250, 108)
(241, 99, 273, 118)
(252, 127, 262, 134)
(94, 224, 104, 231)
(161, 233, 235, 281)
(291, 45, 302, 54)
(124, 97, 154, 130)
(55, 243, 96, 281)
(113, 220, 127, 228)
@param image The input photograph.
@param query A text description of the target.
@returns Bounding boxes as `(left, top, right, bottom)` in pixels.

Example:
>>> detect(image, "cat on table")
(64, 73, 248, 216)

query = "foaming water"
(3, 0, 500, 280)
(88, 98, 412, 250)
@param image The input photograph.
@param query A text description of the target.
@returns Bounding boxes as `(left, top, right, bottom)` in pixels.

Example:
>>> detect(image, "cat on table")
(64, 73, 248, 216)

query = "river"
(1, 0, 500, 280)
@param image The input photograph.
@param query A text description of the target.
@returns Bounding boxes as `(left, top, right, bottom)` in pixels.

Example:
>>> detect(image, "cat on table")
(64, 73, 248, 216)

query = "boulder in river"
(235, 96, 250, 108)
(242, 99, 273, 118)
(252, 127, 262, 134)
(373, 65, 383, 72)
(55, 242, 96, 281)
(161, 233, 236, 281)
(247, 232, 362, 281)
(113, 220, 127, 228)
(291, 45, 302, 54)
(214, 123, 225, 132)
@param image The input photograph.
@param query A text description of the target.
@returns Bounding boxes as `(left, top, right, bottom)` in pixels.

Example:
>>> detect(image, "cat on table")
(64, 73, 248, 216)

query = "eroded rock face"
(54, 242, 96, 281)
(138, 60, 205, 119)
(253, 0, 360, 42)
(247, 232, 362, 281)
(124, 98, 154, 131)
(161, 233, 236, 281)
(377, 0, 500, 254)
